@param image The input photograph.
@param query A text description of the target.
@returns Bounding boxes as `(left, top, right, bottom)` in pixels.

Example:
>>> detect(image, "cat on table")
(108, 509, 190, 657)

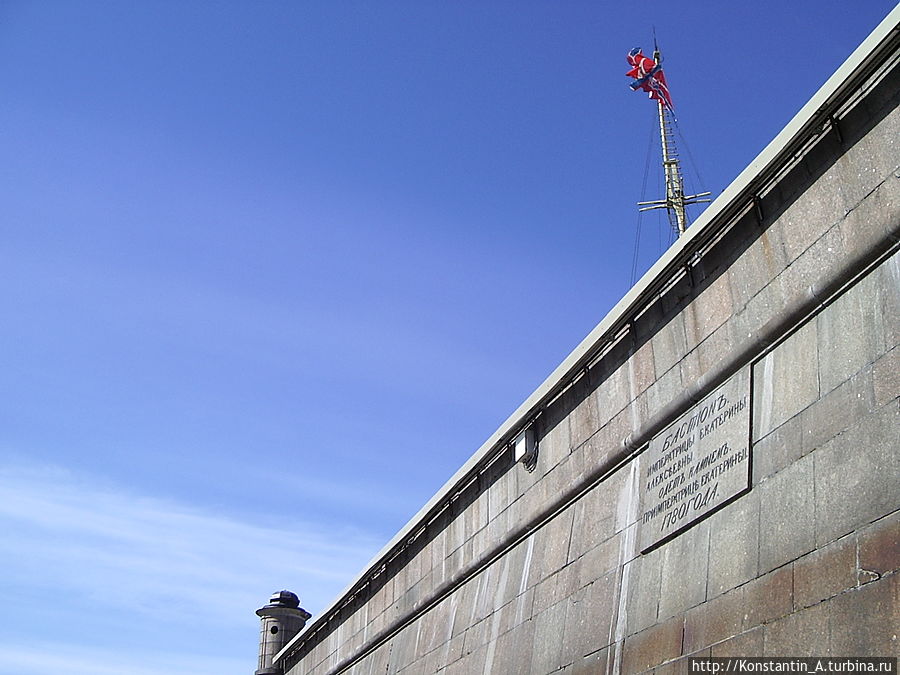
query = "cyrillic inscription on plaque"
(639, 367, 751, 552)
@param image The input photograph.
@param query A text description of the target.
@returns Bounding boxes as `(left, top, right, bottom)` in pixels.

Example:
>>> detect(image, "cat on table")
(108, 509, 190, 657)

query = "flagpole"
(634, 46, 711, 238)
(657, 98, 686, 235)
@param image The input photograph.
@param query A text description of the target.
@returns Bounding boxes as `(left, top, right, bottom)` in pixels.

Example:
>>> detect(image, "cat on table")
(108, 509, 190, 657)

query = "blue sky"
(0, 1, 895, 672)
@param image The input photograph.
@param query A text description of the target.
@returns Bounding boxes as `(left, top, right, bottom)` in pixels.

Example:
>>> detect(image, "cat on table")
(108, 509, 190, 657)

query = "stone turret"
(255, 590, 311, 675)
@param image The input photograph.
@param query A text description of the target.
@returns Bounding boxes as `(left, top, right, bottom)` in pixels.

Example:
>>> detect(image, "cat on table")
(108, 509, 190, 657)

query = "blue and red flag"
(626, 47, 673, 111)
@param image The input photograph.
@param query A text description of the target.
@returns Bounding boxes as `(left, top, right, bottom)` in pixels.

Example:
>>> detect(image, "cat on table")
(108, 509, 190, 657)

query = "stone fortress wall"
(271, 11, 900, 675)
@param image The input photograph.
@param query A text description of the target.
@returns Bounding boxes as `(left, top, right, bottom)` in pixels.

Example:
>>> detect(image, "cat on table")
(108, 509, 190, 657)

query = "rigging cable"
(672, 116, 707, 198)
(631, 123, 657, 286)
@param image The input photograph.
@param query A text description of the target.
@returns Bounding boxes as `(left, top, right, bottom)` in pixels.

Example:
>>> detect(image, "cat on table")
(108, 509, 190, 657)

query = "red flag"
(626, 47, 674, 111)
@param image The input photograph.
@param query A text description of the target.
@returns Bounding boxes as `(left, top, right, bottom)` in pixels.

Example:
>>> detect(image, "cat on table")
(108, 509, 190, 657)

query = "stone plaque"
(639, 367, 751, 552)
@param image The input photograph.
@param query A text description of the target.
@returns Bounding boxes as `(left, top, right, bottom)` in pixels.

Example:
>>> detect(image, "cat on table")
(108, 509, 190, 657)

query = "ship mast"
(634, 47, 710, 237)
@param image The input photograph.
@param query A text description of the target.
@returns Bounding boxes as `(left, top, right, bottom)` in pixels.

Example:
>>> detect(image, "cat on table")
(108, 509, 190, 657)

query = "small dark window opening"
(270, 625, 279, 635)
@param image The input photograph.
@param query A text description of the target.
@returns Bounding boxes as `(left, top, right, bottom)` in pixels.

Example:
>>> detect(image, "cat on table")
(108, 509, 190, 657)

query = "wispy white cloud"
(0, 642, 245, 675)
(0, 462, 383, 673)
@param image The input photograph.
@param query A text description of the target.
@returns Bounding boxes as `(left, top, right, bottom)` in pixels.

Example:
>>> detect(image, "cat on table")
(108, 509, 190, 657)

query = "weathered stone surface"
(577, 530, 624, 589)
(621, 616, 684, 674)
(569, 643, 611, 675)
(461, 615, 489, 659)
(778, 178, 842, 265)
(858, 509, 900, 580)
(562, 439, 591, 487)
(444, 631, 465, 667)
(628, 340, 656, 403)
(710, 627, 764, 657)
(729, 229, 787, 312)
(838, 103, 900, 208)
(792, 534, 857, 609)
(449, 579, 476, 640)
(346, 655, 370, 675)
(538, 413, 571, 476)
(763, 601, 829, 656)
(581, 408, 631, 478)
(814, 402, 900, 545)
(656, 650, 714, 675)
(466, 572, 493, 627)
(496, 536, 529, 606)
(366, 640, 394, 675)
(491, 618, 534, 674)
(873, 346, 899, 407)
(530, 508, 574, 587)
(425, 647, 451, 675)
(751, 411, 802, 484)
(506, 484, 540, 538)
(817, 271, 889, 396)
(679, 348, 703, 393)
(486, 468, 514, 523)
(828, 572, 900, 656)
(497, 585, 533, 637)
(685, 272, 734, 348)
(645, 364, 684, 426)
(533, 569, 562, 616)
(418, 599, 450, 657)
(658, 520, 710, 620)
(753, 320, 819, 440)
(777, 225, 846, 313)
(616, 465, 643, 535)
(561, 573, 618, 661)
(569, 374, 600, 450)
(468, 491, 489, 542)
(623, 549, 662, 635)
(841, 176, 900, 261)
(758, 453, 815, 574)
(595, 364, 630, 431)
(629, 388, 652, 440)
(652, 313, 689, 379)
(456, 638, 488, 674)
(478, 610, 507, 674)
(530, 600, 568, 674)
(798, 365, 875, 454)
(707, 489, 760, 597)
(683, 587, 744, 654)
(568, 470, 625, 563)
(697, 320, 737, 378)
(730, 274, 782, 351)
(875, 249, 900, 349)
